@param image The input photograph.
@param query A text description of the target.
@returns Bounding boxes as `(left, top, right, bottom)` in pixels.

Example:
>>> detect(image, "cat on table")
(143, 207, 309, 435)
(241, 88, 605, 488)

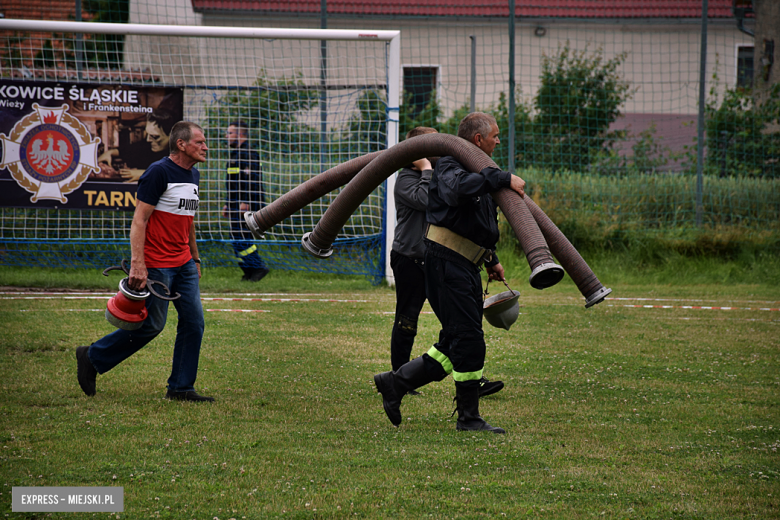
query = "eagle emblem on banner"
(0, 103, 100, 203)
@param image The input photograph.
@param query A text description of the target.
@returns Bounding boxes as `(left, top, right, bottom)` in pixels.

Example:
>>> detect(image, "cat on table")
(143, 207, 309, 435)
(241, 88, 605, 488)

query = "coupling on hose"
(585, 286, 612, 308)
(301, 232, 334, 259)
(528, 262, 565, 290)
(244, 211, 265, 240)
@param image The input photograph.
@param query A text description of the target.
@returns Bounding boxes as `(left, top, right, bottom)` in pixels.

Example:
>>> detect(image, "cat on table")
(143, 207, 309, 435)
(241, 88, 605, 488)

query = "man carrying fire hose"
(374, 112, 526, 433)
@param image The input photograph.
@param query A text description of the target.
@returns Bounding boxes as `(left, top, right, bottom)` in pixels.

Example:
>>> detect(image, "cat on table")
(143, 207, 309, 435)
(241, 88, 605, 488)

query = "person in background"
(222, 121, 269, 282)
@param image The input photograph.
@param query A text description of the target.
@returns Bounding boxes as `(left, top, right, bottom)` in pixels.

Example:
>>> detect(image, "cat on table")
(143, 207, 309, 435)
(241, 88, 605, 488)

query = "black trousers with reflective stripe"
(424, 243, 486, 384)
(390, 250, 427, 371)
(228, 208, 266, 270)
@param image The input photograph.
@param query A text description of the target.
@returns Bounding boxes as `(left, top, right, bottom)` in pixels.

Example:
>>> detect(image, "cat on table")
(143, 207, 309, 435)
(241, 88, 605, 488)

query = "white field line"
(3, 296, 113, 300)
(200, 293, 334, 297)
(0, 291, 346, 297)
(2, 292, 776, 304)
(205, 309, 271, 313)
(0, 295, 368, 303)
(381, 311, 435, 315)
(606, 296, 779, 304)
(0, 291, 115, 296)
(609, 304, 780, 312)
(18, 309, 104, 312)
(5, 293, 778, 314)
(14, 308, 777, 323)
(17, 308, 272, 313)
(201, 297, 368, 303)
(642, 316, 780, 323)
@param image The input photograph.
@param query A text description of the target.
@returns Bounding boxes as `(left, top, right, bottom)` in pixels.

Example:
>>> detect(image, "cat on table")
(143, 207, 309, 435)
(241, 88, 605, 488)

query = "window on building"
(403, 66, 438, 116)
(737, 45, 754, 88)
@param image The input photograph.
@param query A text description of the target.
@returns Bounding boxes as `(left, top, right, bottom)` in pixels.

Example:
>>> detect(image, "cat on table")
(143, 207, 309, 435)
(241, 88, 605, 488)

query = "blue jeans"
(88, 260, 205, 392)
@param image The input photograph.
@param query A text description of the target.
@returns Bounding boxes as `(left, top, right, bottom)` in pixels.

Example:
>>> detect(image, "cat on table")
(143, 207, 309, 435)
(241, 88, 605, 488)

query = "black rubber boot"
(374, 356, 431, 427)
(455, 382, 505, 434)
(247, 267, 270, 282)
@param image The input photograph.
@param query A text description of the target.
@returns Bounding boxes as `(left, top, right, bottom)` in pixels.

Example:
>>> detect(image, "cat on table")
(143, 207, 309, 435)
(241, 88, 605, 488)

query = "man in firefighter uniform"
(388, 126, 505, 399)
(374, 112, 526, 433)
(222, 121, 269, 281)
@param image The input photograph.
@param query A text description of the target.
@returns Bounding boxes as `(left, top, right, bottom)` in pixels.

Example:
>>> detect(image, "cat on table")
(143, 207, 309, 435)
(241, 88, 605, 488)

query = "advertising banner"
(0, 81, 183, 211)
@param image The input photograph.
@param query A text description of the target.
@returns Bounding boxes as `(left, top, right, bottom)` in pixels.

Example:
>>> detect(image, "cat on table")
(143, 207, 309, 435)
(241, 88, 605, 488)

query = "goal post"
(0, 18, 400, 284)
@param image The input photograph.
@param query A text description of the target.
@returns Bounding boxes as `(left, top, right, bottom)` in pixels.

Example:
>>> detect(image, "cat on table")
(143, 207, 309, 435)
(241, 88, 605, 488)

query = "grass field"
(0, 254, 778, 519)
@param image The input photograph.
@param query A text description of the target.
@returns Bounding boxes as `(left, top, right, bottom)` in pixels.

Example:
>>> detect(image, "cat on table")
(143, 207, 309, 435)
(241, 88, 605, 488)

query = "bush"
(438, 43, 633, 174)
(702, 82, 780, 178)
(205, 72, 320, 165)
(498, 168, 780, 259)
(398, 89, 443, 138)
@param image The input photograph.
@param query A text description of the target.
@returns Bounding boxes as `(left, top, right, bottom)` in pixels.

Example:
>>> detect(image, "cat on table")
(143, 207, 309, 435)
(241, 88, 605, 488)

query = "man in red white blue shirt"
(77, 122, 214, 402)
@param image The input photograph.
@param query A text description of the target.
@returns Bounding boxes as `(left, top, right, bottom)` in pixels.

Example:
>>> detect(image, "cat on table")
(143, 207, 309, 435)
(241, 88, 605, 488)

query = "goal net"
(0, 20, 399, 283)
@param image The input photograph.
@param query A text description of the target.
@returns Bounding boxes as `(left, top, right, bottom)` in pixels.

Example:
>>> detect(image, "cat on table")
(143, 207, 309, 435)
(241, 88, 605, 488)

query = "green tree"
(435, 94, 530, 171)
(206, 72, 320, 164)
(33, 40, 58, 70)
(398, 89, 442, 138)
(0, 35, 27, 74)
(80, 0, 129, 69)
(593, 123, 674, 175)
(703, 82, 780, 178)
(491, 90, 533, 171)
(528, 43, 631, 172)
(33, 0, 130, 71)
(437, 44, 631, 174)
(438, 102, 472, 138)
(340, 89, 387, 156)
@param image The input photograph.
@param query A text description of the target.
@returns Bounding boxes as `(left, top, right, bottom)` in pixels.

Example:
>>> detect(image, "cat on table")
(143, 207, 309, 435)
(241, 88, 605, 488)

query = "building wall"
(120, 0, 753, 170)
(197, 13, 751, 116)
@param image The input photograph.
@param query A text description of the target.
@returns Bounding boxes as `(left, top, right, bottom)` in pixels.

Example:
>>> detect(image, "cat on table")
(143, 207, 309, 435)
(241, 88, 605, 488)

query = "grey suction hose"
(491, 190, 564, 289)
(523, 197, 612, 307)
(243, 150, 383, 239)
(301, 133, 564, 289)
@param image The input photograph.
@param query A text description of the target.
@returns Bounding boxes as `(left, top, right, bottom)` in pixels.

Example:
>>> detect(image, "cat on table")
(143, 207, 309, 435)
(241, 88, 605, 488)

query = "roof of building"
(190, 0, 737, 19)
(1, 0, 95, 21)
(6, 68, 161, 82)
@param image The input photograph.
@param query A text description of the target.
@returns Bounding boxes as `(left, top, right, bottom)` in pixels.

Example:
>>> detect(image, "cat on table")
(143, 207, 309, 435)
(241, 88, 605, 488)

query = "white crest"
(0, 103, 101, 203)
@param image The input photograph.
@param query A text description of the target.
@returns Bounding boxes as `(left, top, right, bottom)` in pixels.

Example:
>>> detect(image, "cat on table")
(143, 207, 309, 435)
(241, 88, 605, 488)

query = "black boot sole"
(456, 421, 506, 434)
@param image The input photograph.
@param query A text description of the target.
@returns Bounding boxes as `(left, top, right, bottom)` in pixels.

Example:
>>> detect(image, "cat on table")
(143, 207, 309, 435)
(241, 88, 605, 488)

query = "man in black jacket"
(389, 126, 504, 398)
(389, 127, 436, 380)
(375, 113, 525, 433)
(222, 121, 269, 281)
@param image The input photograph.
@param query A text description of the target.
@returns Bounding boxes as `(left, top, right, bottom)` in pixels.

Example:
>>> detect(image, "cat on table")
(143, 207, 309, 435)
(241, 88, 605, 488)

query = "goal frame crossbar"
(0, 18, 401, 284)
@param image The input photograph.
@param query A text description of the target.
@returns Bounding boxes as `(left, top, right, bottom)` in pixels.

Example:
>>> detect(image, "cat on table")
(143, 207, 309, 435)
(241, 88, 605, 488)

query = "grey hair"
(169, 121, 203, 154)
(457, 112, 496, 143)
